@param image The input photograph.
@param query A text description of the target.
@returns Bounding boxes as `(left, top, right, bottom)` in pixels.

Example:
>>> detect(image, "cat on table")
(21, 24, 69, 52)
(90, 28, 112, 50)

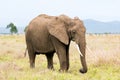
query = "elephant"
(25, 14, 87, 73)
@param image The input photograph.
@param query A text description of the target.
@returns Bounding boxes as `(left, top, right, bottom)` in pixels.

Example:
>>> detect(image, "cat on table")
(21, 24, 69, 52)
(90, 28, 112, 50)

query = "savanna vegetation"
(0, 34, 120, 80)
(6, 23, 18, 34)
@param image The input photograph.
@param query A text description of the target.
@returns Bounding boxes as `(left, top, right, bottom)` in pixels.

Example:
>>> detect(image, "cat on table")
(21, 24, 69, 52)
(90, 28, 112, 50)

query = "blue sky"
(0, 0, 120, 27)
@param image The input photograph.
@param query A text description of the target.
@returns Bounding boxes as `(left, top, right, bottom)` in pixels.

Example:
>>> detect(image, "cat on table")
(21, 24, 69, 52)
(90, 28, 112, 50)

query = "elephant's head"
(47, 15, 87, 73)
(68, 17, 87, 73)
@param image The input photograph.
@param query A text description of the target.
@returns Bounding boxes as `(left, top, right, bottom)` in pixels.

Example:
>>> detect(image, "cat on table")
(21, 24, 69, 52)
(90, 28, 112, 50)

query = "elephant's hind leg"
(29, 53, 36, 68)
(45, 52, 55, 70)
(27, 43, 36, 68)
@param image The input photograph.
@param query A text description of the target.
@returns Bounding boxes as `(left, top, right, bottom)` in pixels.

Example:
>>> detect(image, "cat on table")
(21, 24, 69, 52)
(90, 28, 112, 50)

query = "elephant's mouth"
(72, 39, 75, 41)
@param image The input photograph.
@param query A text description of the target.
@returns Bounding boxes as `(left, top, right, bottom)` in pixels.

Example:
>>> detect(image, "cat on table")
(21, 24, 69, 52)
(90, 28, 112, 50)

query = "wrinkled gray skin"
(25, 14, 87, 73)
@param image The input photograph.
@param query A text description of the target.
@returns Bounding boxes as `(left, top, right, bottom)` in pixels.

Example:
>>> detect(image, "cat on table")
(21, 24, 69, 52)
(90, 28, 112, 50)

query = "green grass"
(1, 62, 120, 80)
(0, 34, 120, 80)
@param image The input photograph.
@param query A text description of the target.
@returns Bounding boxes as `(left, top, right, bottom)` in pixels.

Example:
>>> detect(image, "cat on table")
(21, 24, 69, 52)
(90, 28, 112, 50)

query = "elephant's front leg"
(45, 52, 55, 70)
(57, 50, 68, 72)
(66, 45, 70, 70)
(51, 36, 68, 71)
(56, 44, 68, 72)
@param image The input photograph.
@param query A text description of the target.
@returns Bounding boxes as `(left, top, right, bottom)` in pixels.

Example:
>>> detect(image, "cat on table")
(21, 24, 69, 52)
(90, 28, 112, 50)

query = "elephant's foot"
(30, 64, 35, 68)
(58, 63, 69, 72)
(48, 68, 55, 71)
(48, 66, 54, 70)
(59, 69, 68, 72)
(79, 68, 87, 73)
(58, 65, 70, 73)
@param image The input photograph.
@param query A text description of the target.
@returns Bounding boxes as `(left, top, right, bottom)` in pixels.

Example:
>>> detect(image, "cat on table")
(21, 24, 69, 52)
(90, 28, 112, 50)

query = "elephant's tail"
(24, 48, 27, 57)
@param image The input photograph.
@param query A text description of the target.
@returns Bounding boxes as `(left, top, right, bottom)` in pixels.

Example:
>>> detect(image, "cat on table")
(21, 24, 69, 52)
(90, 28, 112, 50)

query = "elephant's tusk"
(76, 45, 83, 57)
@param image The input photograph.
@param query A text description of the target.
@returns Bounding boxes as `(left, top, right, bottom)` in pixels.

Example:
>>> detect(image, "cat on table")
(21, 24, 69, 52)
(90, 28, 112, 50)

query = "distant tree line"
(6, 22, 120, 35)
(87, 32, 120, 34)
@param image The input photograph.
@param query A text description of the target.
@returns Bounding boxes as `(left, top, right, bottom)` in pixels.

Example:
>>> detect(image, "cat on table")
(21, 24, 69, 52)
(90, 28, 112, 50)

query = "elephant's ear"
(47, 19, 69, 45)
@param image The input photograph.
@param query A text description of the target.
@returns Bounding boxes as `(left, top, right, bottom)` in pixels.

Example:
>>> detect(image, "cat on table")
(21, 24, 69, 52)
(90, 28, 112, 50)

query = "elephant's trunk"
(77, 39, 87, 73)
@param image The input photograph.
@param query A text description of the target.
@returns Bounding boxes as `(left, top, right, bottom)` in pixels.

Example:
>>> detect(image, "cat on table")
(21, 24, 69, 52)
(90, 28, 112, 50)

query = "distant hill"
(84, 19, 120, 33)
(0, 19, 120, 34)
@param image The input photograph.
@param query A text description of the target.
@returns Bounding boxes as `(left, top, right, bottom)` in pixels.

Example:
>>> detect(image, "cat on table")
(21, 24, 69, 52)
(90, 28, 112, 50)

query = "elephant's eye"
(72, 30, 76, 34)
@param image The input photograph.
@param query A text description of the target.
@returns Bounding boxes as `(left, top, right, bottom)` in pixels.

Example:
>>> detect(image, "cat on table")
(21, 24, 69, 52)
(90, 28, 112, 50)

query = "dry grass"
(86, 34, 120, 66)
(0, 34, 120, 80)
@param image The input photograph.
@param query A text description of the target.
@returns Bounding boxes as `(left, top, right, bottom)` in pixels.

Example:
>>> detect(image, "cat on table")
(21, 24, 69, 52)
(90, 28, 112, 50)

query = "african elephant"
(25, 14, 87, 73)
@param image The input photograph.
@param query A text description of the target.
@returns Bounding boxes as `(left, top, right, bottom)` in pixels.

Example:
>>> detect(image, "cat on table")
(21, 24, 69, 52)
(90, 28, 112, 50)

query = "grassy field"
(0, 34, 120, 80)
